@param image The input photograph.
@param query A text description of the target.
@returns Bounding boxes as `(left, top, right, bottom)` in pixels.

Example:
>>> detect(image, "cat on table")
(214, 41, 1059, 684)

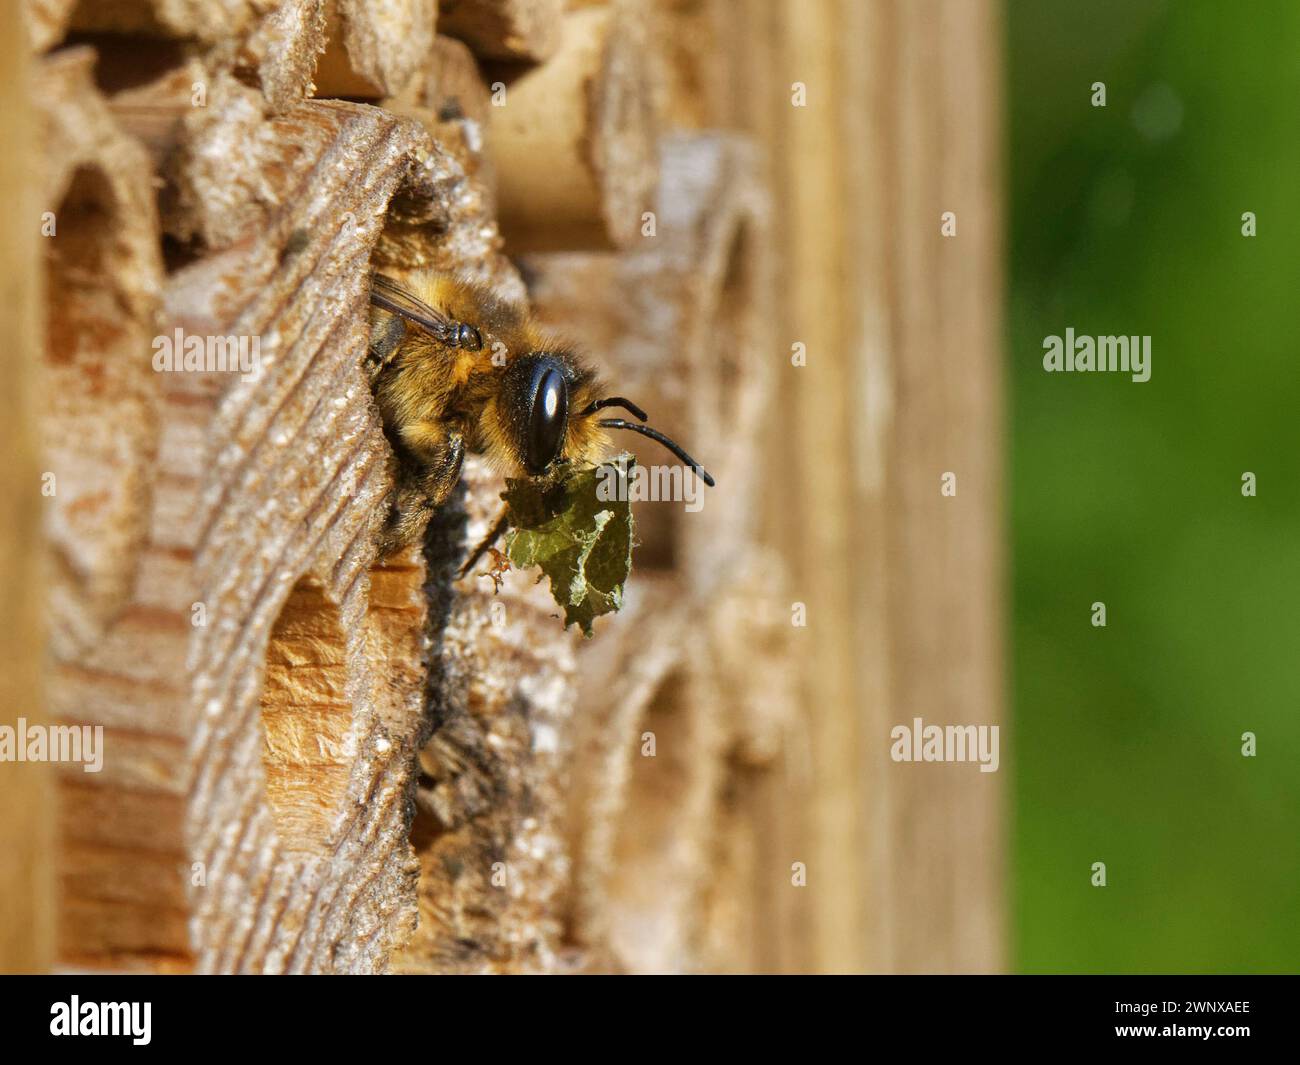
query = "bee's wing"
(369, 273, 457, 345)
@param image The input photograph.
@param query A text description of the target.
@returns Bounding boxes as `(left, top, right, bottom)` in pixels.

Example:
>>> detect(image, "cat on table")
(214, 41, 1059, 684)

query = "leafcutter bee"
(367, 271, 714, 563)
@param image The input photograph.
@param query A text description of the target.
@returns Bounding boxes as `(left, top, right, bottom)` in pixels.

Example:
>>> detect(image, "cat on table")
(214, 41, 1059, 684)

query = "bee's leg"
(377, 424, 465, 557)
(457, 508, 510, 579)
(407, 424, 466, 505)
(402, 414, 508, 579)
(377, 483, 436, 557)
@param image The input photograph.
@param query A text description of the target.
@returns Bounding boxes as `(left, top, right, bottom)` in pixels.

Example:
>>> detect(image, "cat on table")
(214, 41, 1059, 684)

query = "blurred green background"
(1007, 0, 1300, 972)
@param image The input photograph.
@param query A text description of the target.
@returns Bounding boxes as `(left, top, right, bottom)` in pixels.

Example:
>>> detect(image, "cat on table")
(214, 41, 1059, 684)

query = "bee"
(366, 271, 714, 563)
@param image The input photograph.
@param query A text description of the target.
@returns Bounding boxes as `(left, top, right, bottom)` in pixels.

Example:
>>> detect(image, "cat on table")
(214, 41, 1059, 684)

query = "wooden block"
(154, 92, 511, 972)
(437, 0, 562, 63)
(383, 37, 497, 212)
(422, 34, 492, 127)
(41, 38, 527, 969)
(34, 46, 174, 967)
(68, 0, 327, 112)
(722, 0, 1006, 974)
(25, 0, 1007, 979)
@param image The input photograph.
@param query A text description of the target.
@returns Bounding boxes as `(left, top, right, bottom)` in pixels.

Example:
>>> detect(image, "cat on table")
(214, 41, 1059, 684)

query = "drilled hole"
(64, 32, 189, 95)
(44, 165, 155, 655)
(258, 576, 353, 856)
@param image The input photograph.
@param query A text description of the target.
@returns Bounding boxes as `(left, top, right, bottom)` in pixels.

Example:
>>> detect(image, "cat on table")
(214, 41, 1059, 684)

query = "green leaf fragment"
(501, 456, 636, 637)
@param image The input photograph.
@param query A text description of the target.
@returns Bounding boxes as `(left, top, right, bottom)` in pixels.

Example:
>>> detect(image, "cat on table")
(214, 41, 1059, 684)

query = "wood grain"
(0, 0, 52, 977)
(717, 0, 1006, 973)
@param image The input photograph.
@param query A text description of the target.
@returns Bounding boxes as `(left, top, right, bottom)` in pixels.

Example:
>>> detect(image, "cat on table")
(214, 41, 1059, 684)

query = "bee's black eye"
(457, 323, 482, 350)
(526, 364, 568, 474)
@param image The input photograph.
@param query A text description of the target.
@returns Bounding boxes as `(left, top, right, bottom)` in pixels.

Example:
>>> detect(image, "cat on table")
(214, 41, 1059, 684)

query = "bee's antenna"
(580, 397, 648, 422)
(598, 418, 716, 487)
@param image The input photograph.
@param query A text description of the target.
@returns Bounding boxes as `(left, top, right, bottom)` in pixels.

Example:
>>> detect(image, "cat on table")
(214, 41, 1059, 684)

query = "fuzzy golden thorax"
(370, 272, 609, 481)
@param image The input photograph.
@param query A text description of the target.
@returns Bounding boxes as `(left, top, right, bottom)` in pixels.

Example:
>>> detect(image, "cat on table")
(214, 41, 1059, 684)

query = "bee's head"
(498, 351, 715, 486)
(500, 352, 578, 476)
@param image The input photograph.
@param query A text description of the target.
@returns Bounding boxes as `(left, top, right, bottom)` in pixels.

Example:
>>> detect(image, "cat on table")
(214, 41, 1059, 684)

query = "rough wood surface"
(168, 87, 510, 972)
(384, 36, 497, 215)
(314, 0, 437, 98)
(390, 465, 584, 973)
(37, 33, 527, 969)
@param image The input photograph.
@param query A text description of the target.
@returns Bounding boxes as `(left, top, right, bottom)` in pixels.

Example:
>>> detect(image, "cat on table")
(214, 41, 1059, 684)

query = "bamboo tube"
(490, 2, 660, 250)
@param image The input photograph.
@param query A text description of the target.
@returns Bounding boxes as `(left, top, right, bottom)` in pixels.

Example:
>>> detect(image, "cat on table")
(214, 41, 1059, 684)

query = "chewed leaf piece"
(501, 456, 636, 637)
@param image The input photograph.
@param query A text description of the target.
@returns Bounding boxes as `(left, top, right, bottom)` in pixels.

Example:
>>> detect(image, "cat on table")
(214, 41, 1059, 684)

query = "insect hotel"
(3, 0, 1003, 974)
